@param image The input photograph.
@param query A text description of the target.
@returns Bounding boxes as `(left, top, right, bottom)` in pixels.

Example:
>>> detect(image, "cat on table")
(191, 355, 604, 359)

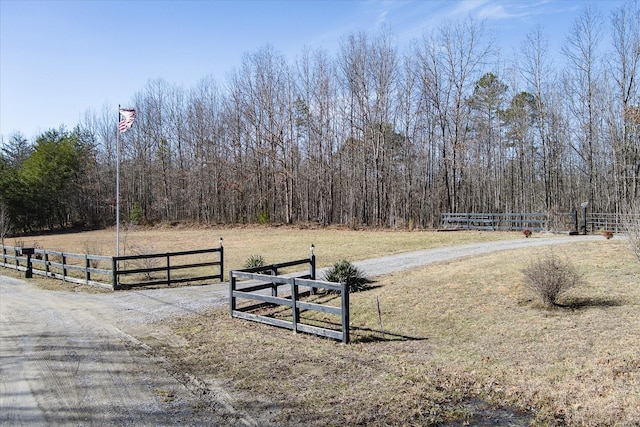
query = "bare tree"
(519, 25, 563, 212)
(562, 5, 606, 209)
(295, 47, 339, 225)
(415, 18, 494, 215)
(622, 198, 640, 263)
(19, 12, 634, 231)
(468, 72, 508, 211)
(607, 1, 640, 206)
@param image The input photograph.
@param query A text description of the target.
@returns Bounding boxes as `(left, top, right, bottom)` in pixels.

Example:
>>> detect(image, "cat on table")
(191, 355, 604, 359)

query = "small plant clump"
(129, 202, 144, 225)
(622, 200, 640, 263)
(323, 260, 370, 292)
(521, 251, 583, 307)
(244, 254, 266, 269)
(128, 243, 160, 280)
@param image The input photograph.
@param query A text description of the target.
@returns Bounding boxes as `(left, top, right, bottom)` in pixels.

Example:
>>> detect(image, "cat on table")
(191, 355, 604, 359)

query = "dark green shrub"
(323, 260, 370, 292)
(129, 202, 143, 225)
(257, 210, 269, 225)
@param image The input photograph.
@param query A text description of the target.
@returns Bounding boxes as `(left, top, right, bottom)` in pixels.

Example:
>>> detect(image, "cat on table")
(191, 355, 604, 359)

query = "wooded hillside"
(2, 4, 639, 232)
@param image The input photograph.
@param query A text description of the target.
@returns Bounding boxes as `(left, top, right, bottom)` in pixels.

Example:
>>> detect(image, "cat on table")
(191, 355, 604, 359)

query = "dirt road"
(0, 272, 257, 426)
(0, 235, 600, 426)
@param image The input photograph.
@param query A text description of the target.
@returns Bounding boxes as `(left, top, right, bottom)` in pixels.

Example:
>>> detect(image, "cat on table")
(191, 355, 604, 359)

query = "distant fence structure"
(229, 248, 350, 343)
(440, 211, 640, 235)
(586, 212, 640, 234)
(440, 212, 577, 232)
(1, 239, 224, 291)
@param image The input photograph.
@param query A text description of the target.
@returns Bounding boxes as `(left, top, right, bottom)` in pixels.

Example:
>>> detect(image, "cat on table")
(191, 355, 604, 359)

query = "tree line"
(1, 3, 639, 234)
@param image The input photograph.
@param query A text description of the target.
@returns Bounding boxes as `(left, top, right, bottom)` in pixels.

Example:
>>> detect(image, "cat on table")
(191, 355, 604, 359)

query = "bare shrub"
(128, 243, 160, 280)
(522, 251, 583, 307)
(83, 241, 103, 268)
(622, 200, 640, 263)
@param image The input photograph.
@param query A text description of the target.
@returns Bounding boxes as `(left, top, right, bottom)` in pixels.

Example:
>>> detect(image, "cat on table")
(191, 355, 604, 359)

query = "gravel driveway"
(0, 234, 600, 426)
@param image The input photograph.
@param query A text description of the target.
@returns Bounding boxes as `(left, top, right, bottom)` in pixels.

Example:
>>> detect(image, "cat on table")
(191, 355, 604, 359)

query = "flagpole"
(116, 105, 120, 257)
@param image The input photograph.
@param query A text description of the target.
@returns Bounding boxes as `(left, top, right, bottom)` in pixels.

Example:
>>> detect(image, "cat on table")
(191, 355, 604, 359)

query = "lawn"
(10, 224, 520, 278)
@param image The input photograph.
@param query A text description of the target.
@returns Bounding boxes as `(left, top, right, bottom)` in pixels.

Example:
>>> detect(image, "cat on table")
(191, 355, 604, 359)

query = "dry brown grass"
(13, 225, 520, 281)
(149, 237, 639, 426)
(6, 227, 638, 425)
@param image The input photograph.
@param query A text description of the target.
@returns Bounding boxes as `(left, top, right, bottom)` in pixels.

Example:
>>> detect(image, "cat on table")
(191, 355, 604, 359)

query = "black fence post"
(219, 237, 224, 282)
(62, 253, 67, 282)
(309, 243, 317, 295)
(341, 282, 350, 344)
(229, 272, 236, 316)
(22, 248, 34, 278)
(166, 253, 171, 287)
(112, 257, 118, 290)
(291, 278, 299, 334)
(581, 202, 589, 235)
(85, 254, 90, 284)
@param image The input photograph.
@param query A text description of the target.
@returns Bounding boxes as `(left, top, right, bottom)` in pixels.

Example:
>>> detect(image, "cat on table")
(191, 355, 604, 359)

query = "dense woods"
(1, 4, 639, 233)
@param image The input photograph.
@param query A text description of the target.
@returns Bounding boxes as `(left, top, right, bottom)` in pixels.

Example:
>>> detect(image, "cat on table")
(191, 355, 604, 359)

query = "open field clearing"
(2, 228, 638, 425)
(10, 225, 522, 280)
(145, 236, 638, 426)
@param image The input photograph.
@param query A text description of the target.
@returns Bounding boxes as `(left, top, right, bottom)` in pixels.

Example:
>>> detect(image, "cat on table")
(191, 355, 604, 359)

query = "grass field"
(158, 236, 639, 426)
(5, 226, 639, 425)
(9, 225, 521, 279)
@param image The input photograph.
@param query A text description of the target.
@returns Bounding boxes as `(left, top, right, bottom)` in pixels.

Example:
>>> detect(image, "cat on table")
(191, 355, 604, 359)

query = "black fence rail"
(440, 212, 577, 232)
(2, 241, 224, 291)
(230, 252, 350, 343)
(113, 244, 224, 290)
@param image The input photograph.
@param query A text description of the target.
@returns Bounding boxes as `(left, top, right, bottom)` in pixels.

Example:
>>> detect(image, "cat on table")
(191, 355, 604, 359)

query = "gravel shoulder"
(0, 234, 601, 425)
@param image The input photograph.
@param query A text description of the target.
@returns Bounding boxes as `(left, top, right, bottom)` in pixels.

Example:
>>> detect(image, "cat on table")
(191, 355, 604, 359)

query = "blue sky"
(0, 0, 628, 141)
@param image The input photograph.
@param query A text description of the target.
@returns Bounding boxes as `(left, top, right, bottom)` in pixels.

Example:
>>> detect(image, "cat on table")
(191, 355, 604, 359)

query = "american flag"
(118, 109, 136, 133)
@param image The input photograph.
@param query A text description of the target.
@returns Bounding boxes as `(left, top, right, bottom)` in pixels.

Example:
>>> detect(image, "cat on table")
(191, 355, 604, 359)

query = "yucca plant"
(323, 260, 370, 293)
(244, 254, 266, 269)
(244, 255, 271, 274)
